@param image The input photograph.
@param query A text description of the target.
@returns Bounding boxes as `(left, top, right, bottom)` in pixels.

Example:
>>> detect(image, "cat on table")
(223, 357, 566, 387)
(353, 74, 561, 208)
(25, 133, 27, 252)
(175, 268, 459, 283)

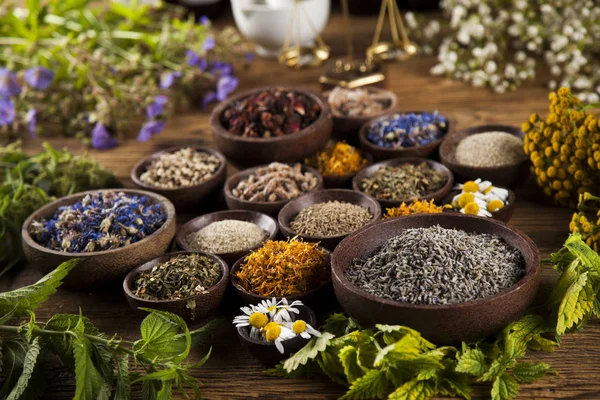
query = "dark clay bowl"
(123, 251, 229, 322)
(130, 146, 227, 211)
(443, 187, 516, 223)
(439, 124, 529, 187)
(210, 87, 333, 166)
(175, 210, 279, 266)
(22, 189, 176, 289)
(278, 189, 382, 251)
(351, 157, 454, 210)
(358, 111, 453, 161)
(230, 248, 332, 306)
(331, 213, 541, 345)
(224, 163, 324, 217)
(316, 151, 374, 189)
(237, 304, 316, 365)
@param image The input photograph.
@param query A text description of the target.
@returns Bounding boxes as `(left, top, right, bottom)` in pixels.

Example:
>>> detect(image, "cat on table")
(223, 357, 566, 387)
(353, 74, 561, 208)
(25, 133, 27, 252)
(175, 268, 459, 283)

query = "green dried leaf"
(512, 362, 553, 383)
(491, 374, 519, 400)
(283, 333, 335, 373)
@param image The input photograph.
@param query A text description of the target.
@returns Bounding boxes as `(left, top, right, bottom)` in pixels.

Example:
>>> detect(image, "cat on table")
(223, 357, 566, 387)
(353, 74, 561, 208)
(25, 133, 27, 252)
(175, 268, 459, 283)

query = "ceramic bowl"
(358, 111, 452, 161)
(231, 0, 330, 58)
(316, 151, 374, 189)
(210, 87, 333, 167)
(237, 305, 317, 365)
(278, 189, 381, 251)
(443, 188, 516, 223)
(176, 210, 279, 266)
(123, 251, 229, 321)
(224, 163, 324, 217)
(439, 124, 529, 187)
(331, 213, 541, 345)
(22, 189, 176, 289)
(351, 157, 454, 210)
(130, 146, 227, 211)
(230, 248, 332, 306)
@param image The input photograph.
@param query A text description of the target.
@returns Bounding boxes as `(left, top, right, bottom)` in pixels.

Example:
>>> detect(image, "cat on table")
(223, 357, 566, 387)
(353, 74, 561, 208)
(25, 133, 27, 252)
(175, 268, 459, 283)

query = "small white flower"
(272, 299, 303, 323)
(256, 297, 279, 317)
(515, 51, 527, 63)
(484, 61, 497, 74)
(263, 322, 296, 354)
(288, 319, 321, 340)
(587, 93, 599, 103)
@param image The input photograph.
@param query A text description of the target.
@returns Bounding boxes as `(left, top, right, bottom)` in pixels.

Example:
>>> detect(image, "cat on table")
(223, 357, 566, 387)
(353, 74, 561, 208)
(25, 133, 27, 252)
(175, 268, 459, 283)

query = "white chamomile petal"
(305, 324, 321, 336)
(478, 209, 492, 217)
(479, 180, 493, 191)
(300, 332, 311, 339)
(488, 187, 509, 201)
(275, 339, 284, 354)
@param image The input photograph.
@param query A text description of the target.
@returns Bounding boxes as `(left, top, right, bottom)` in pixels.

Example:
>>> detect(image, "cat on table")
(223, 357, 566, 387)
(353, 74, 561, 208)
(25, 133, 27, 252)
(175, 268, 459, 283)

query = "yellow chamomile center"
(487, 199, 505, 212)
(292, 320, 307, 334)
(483, 186, 494, 194)
(263, 322, 281, 342)
(462, 181, 480, 193)
(463, 202, 480, 215)
(267, 305, 277, 312)
(457, 192, 475, 208)
(248, 312, 268, 329)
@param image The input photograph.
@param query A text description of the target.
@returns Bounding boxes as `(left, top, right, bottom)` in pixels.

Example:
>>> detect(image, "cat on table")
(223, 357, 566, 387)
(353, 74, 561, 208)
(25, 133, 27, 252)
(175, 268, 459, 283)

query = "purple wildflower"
(203, 36, 215, 51)
(210, 61, 233, 76)
(146, 95, 168, 119)
(137, 120, 166, 142)
(160, 71, 182, 89)
(26, 108, 36, 137)
(244, 52, 256, 62)
(0, 68, 21, 97)
(186, 50, 207, 70)
(216, 76, 239, 101)
(24, 67, 54, 90)
(0, 98, 15, 125)
(199, 15, 210, 26)
(201, 92, 217, 109)
(91, 123, 117, 150)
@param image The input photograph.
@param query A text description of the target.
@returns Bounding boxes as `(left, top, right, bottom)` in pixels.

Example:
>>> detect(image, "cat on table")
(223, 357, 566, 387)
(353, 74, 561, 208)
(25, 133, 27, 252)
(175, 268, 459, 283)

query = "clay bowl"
(278, 189, 382, 251)
(331, 213, 541, 345)
(439, 124, 529, 187)
(351, 157, 454, 210)
(224, 164, 324, 217)
(230, 248, 332, 306)
(317, 152, 374, 189)
(123, 251, 229, 321)
(210, 87, 333, 166)
(237, 304, 316, 365)
(22, 189, 176, 289)
(358, 111, 452, 161)
(443, 187, 516, 223)
(131, 146, 227, 211)
(175, 210, 279, 266)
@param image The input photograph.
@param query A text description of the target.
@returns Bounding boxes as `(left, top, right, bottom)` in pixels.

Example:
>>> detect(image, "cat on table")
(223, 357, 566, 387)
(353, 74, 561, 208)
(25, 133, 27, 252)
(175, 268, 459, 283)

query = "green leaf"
(556, 271, 595, 334)
(549, 259, 580, 307)
(73, 318, 111, 400)
(440, 371, 472, 400)
(6, 337, 42, 400)
(283, 333, 335, 373)
(156, 381, 173, 400)
(504, 315, 550, 343)
(376, 325, 435, 350)
(339, 346, 365, 384)
(455, 346, 487, 377)
(133, 367, 178, 383)
(491, 374, 520, 400)
(114, 355, 131, 400)
(527, 334, 558, 352)
(322, 313, 360, 336)
(512, 362, 553, 383)
(374, 335, 422, 367)
(137, 308, 191, 363)
(340, 368, 390, 400)
(564, 234, 600, 274)
(387, 378, 436, 400)
(0, 339, 28, 399)
(317, 349, 347, 386)
(142, 381, 159, 400)
(190, 347, 212, 369)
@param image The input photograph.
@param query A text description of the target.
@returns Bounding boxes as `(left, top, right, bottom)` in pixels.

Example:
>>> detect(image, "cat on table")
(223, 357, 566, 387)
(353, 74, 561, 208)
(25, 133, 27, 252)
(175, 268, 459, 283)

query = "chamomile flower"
(460, 201, 492, 217)
(263, 322, 296, 353)
(233, 305, 269, 340)
(483, 186, 509, 202)
(273, 299, 303, 323)
(487, 199, 505, 212)
(256, 297, 279, 317)
(288, 319, 321, 339)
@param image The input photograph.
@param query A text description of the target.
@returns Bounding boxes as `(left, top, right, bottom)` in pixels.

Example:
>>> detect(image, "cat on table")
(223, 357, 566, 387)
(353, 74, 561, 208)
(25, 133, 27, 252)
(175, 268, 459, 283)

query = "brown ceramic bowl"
(443, 187, 516, 223)
(130, 146, 227, 211)
(210, 87, 333, 166)
(358, 111, 452, 161)
(439, 124, 529, 187)
(230, 248, 332, 306)
(278, 189, 382, 251)
(224, 163, 324, 217)
(332, 213, 541, 345)
(237, 304, 316, 365)
(22, 189, 176, 289)
(175, 210, 279, 266)
(315, 152, 374, 189)
(351, 157, 454, 210)
(123, 251, 229, 321)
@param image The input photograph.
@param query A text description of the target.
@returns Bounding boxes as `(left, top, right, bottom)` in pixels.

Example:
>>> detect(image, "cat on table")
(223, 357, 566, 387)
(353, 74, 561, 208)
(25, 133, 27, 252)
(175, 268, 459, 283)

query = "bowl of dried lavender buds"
(22, 189, 176, 288)
(278, 189, 381, 251)
(176, 210, 279, 266)
(210, 87, 333, 166)
(352, 157, 454, 210)
(224, 162, 324, 217)
(358, 111, 452, 161)
(439, 124, 529, 187)
(123, 251, 229, 322)
(131, 146, 227, 211)
(331, 213, 541, 345)
(303, 142, 373, 189)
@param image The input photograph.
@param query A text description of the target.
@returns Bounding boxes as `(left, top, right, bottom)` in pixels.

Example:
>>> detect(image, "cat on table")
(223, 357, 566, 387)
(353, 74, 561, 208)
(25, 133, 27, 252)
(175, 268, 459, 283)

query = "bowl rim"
(440, 124, 528, 172)
(210, 86, 332, 144)
(278, 189, 382, 242)
(175, 209, 279, 257)
(123, 250, 229, 304)
(224, 162, 324, 207)
(130, 145, 227, 193)
(21, 188, 176, 258)
(323, 87, 398, 121)
(331, 213, 541, 311)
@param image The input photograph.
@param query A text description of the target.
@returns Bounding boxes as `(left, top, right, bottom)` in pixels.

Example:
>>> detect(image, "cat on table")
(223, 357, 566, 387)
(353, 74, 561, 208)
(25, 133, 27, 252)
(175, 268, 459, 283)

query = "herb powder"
(455, 131, 526, 168)
(290, 201, 373, 237)
(185, 219, 268, 254)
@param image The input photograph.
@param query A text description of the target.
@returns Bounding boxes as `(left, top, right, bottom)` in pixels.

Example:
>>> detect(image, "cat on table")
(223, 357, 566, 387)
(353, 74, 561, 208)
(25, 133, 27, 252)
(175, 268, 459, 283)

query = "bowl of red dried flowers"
(210, 87, 333, 166)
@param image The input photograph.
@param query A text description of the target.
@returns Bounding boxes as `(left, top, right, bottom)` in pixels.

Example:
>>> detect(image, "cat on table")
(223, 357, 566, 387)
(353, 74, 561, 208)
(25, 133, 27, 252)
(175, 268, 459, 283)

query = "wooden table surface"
(2, 10, 600, 400)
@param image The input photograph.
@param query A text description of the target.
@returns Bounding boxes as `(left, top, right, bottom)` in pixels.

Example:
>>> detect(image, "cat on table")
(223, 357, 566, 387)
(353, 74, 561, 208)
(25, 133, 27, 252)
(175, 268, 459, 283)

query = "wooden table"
(2, 11, 600, 400)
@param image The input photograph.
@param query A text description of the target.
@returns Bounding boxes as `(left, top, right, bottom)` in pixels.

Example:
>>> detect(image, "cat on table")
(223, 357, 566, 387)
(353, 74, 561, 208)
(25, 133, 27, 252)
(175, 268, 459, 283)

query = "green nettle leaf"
(387, 378, 436, 400)
(339, 346, 365, 384)
(321, 314, 361, 337)
(340, 368, 390, 400)
(142, 381, 159, 400)
(564, 234, 600, 274)
(374, 336, 423, 367)
(550, 246, 577, 272)
(376, 325, 435, 350)
(505, 315, 550, 343)
(548, 259, 580, 307)
(491, 374, 520, 400)
(114, 355, 131, 400)
(317, 349, 347, 386)
(73, 319, 110, 400)
(6, 337, 42, 400)
(512, 362, 553, 383)
(440, 371, 472, 400)
(137, 309, 191, 363)
(556, 271, 595, 334)
(283, 333, 335, 373)
(156, 381, 173, 400)
(0, 339, 28, 399)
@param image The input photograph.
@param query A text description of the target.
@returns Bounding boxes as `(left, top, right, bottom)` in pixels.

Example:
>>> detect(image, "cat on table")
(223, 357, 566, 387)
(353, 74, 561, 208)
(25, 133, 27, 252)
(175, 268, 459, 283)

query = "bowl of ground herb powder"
(278, 189, 381, 250)
(176, 210, 278, 265)
(331, 213, 541, 345)
(440, 124, 529, 187)
(123, 251, 228, 321)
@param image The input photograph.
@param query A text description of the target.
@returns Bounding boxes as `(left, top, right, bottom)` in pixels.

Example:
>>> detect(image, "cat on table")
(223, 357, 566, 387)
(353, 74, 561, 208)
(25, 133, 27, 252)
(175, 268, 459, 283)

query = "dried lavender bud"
(359, 163, 446, 201)
(185, 219, 268, 253)
(290, 201, 373, 237)
(327, 87, 390, 117)
(455, 131, 526, 167)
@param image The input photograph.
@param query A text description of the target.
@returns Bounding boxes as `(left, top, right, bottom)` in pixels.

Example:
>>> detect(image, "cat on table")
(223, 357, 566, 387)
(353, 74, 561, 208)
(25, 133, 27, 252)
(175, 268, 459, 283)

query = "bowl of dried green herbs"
(123, 251, 229, 322)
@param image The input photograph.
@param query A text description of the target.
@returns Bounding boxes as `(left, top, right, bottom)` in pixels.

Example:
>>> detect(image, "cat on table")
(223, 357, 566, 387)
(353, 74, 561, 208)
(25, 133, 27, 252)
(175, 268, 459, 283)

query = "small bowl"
(443, 188, 516, 223)
(131, 146, 227, 211)
(176, 210, 279, 266)
(278, 189, 382, 250)
(230, 248, 332, 306)
(22, 189, 176, 289)
(332, 213, 541, 345)
(358, 111, 453, 161)
(123, 251, 229, 321)
(315, 152, 374, 189)
(237, 305, 317, 365)
(439, 124, 529, 187)
(210, 87, 333, 166)
(351, 157, 454, 210)
(224, 163, 324, 217)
